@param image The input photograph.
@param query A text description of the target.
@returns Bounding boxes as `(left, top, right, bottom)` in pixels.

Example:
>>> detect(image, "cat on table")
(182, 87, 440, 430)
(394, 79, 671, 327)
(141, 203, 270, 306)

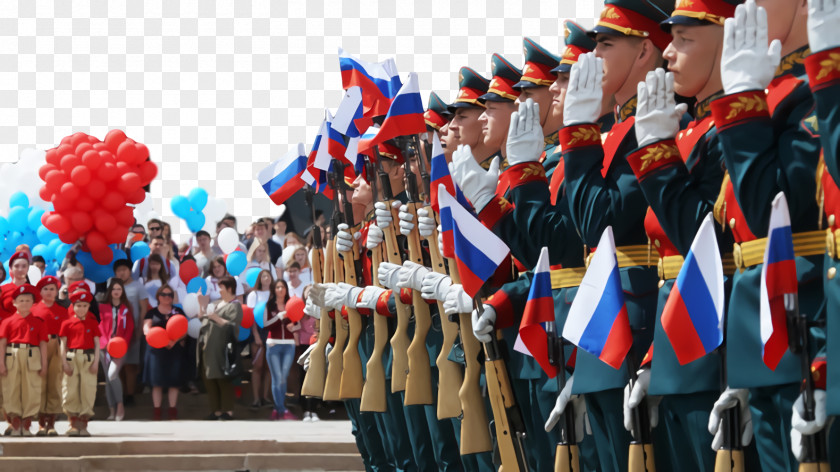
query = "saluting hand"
(563, 53, 604, 126)
(505, 98, 544, 166)
(634, 69, 687, 148)
(450, 145, 499, 213)
(808, 0, 840, 53)
(720, 0, 781, 94)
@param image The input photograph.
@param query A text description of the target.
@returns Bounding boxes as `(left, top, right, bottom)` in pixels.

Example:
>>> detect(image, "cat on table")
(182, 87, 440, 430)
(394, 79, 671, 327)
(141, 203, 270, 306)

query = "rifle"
(547, 322, 580, 472)
(626, 350, 656, 472)
(360, 156, 388, 413)
(323, 168, 349, 402)
(372, 145, 412, 393)
(399, 138, 433, 406)
(300, 185, 332, 399)
(714, 328, 745, 471)
(336, 160, 365, 400)
(785, 293, 829, 471)
(412, 135, 463, 419)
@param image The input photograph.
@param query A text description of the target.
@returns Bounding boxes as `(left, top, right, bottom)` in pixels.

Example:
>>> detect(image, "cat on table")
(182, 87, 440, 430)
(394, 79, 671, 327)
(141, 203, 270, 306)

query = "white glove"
(309, 283, 331, 308)
(375, 201, 397, 229)
(298, 343, 333, 371)
(506, 98, 544, 166)
(470, 303, 495, 342)
(356, 286, 387, 310)
(336, 223, 358, 253)
(421, 272, 452, 300)
(437, 225, 445, 256)
(450, 145, 499, 213)
(708, 387, 753, 450)
(377, 262, 402, 290)
(416, 208, 436, 238)
(721, 0, 782, 94)
(398, 204, 416, 236)
(563, 53, 604, 126)
(397, 260, 429, 291)
(544, 374, 591, 442)
(634, 69, 688, 148)
(366, 225, 384, 250)
(623, 368, 661, 432)
(303, 295, 321, 319)
(792, 389, 828, 435)
(808, 0, 840, 53)
(324, 282, 362, 310)
(445, 284, 474, 316)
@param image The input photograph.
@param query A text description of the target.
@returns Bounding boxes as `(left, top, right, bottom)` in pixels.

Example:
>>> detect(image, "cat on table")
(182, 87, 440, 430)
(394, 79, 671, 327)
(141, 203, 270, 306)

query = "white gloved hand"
(792, 389, 828, 435)
(708, 387, 753, 450)
(397, 261, 429, 291)
(808, 0, 840, 53)
(721, 0, 782, 94)
(635, 69, 688, 148)
(470, 303, 496, 342)
(563, 53, 604, 126)
(437, 224, 445, 256)
(544, 375, 591, 442)
(450, 145, 499, 213)
(506, 98, 544, 166)
(366, 225, 384, 250)
(374, 201, 396, 229)
(324, 282, 362, 310)
(309, 283, 331, 308)
(421, 272, 452, 300)
(303, 295, 321, 319)
(299, 343, 333, 371)
(336, 223, 358, 253)
(416, 208, 436, 238)
(378, 262, 402, 290)
(623, 368, 661, 432)
(357, 286, 387, 310)
(398, 204, 416, 236)
(445, 284, 474, 316)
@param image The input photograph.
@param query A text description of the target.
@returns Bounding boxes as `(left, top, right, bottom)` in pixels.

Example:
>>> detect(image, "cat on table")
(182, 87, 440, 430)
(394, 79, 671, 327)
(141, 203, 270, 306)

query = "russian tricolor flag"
(563, 227, 633, 369)
(338, 48, 402, 118)
(430, 133, 471, 214)
(357, 73, 426, 155)
(327, 119, 349, 164)
(332, 87, 364, 138)
(357, 125, 380, 158)
(760, 192, 797, 370)
(513, 247, 558, 378)
(301, 116, 334, 199)
(258, 143, 307, 205)
(437, 185, 510, 298)
(660, 214, 725, 365)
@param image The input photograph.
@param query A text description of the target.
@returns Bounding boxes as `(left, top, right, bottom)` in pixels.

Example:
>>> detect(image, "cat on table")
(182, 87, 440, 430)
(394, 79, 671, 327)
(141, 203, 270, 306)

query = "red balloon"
(75, 196, 95, 213)
(44, 213, 71, 235)
(93, 211, 116, 234)
(91, 247, 113, 265)
(117, 141, 137, 164)
(44, 170, 67, 194)
(51, 195, 73, 213)
(38, 186, 51, 202)
(92, 142, 107, 151)
(139, 160, 158, 184)
(69, 132, 88, 148)
(104, 129, 128, 151)
(60, 154, 81, 173)
(126, 187, 146, 204)
(85, 179, 106, 199)
(102, 191, 125, 211)
(55, 144, 74, 160)
(81, 150, 101, 171)
(241, 305, 254, 329)
(71, 211, 93, 233)
(286, 297, 305, 323)
(75, 143, 94, 156)
(146, 326, 169, 349)
(85, 230, 106, 252)
(134, 143, 149, 164)
(58, 228, 80, 245)
(107, 336, 128, 359)
(118, 172, 141, 194)
(60, 181, 80, 201)
(38, 163, 57, 181)
(166, 316, 188, 341)
(115, 207, 135, 227)
(98, 162, 118, 182)
(179, 259, 199, 285)
(44, 149, 59, 166)
(70, 165, 92, 187)
(110, 226, 129, 245)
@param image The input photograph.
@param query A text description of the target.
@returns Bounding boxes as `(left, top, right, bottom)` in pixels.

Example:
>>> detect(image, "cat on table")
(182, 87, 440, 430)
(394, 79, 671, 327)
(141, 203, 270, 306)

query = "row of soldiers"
(296, 0, 840, 470)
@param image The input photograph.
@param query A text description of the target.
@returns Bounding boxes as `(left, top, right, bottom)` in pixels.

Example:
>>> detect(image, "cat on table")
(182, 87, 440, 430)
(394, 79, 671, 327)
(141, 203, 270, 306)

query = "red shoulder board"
(601, 117, 635, 178)
(766, 75, 804, 115)
(676, 116, 715, 161)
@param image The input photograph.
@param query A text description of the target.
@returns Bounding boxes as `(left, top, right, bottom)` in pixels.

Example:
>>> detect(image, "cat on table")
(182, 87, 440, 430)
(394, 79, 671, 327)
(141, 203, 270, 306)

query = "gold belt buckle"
(733, 243, 743, 272)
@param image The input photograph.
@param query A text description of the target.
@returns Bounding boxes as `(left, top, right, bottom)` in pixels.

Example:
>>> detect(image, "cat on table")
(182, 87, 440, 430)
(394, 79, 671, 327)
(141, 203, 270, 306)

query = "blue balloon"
(8, 231, 22, 248)
(31, 244, 48, 258)
(170, 195, 191, 219)
(0, 216, 8, 237)
(37, 225, 56, 244)
(8, 192, 28, 209)
(130, 241, 150, 261)
(238, 326, 250, 342)
(185, 211, 205, 233)
(245, 267, 261, 287)
(186, 277, 207, 295)
(54, 243, 72, 263)
(75, 250, 114, 283)
(112, 249, 127, 262)
(254, 301, 267, 329)
(45, 262, 59, 276)
(187, 188, 208, 212)
(27, 207, 45, 232)
(8, 207, 28, 232)
(225, 251, 246, 276)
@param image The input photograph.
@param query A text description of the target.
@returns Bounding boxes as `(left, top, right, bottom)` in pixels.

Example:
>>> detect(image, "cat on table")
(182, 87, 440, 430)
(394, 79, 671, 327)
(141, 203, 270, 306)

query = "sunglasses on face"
(159, 292, 174, 298)
(149, 227, 162, 231)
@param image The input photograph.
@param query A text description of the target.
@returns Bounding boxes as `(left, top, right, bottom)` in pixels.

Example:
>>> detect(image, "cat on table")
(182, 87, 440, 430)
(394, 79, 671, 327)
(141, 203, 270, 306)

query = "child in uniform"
(31, 276, 66, 435)
(60, 289, 100, 437)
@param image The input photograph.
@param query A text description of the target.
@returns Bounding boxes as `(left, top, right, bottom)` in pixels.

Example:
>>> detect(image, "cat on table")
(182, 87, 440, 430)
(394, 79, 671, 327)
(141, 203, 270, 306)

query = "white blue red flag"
(760, 192, 797, 370)
(513, 247, 558, 377)
(332, 87, 364, 138)
(429, 133, 471, 214)
(258, 143, 307, 205)
(301, 116, 333, 199)
(338, 48, 402, 118)
(357, 73, 426, 154)
(660, 214, 725, 365)
(563, 227, 633, 369)
(357, 125, 381, 158)
(437, 185, 510, 298)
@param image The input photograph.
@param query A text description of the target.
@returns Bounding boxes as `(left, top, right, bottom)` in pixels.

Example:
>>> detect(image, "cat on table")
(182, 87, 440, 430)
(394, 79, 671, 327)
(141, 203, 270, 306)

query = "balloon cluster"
(0, 192, 65, 276)
(146, 315, 189, 348)
(170, 188, 209, 234)
(39, 131, 157, 266)
(216, 227, 247, 276)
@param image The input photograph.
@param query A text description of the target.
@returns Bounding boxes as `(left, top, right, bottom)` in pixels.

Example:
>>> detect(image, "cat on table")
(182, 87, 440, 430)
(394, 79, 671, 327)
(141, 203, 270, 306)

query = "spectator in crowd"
(132, 235, 180, 282)
(127, 223, 146, 245)
(192, 230, 217, 277)
(246, 240, 278, 281)
(146, 219, 164, 244)
(161, 222, 179, 257)
(142, 285, 188, 420)
(197, 276, 242, 421)
(213, 216, 247, 254)
(246, 270, 273, 409)
(283, 246, 313, 288)
(284, 233, 305, 249)
(177, 242, 190, 262)
(205, 257, 244, 302)
(113, 259, 148, 407)
(272, 216, 287, 249)
(31, 256, 45, 276)
(264, 279, 296, 420)
(141, 254, 181, 308)
(99, 279, 134, 421)
(285, 262, 306, 299)
(246, 220, 282, 266)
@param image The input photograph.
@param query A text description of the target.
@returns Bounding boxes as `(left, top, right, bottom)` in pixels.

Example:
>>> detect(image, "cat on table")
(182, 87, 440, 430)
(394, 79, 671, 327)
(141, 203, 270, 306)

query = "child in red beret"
(59, 290, 100, 437)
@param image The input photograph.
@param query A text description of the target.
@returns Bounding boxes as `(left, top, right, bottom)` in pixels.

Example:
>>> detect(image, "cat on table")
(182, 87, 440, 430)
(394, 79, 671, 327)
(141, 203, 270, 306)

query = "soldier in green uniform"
(704, 1, 827, 470)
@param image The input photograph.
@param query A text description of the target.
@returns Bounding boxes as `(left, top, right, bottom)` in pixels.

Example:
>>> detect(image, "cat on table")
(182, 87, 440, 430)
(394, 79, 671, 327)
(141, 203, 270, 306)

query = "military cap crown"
(481, 54, 523, 102)
(661, 0, 742, 31)
(514, 38, 561, 89)
(425, 91, 451, 131)
(591, 0, 674, 51)
(448, 67, 490, 112)
(553, 20, 597, 74)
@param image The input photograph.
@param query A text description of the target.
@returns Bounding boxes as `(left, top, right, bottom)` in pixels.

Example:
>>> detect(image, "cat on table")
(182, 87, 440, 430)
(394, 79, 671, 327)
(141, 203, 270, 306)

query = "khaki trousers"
(3, 345, 43, 418)
(62, 349, 96, 417)
(40, 338, 63, 414)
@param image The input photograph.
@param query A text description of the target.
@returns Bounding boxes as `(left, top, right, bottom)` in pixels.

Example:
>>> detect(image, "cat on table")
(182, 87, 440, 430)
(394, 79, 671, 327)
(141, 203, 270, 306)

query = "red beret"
(36, 276, 60, 291)
(12, 284, 38, 301)
(8, 251, 31, 266)
(68, 281, 90, 294)
(70, 290, 93, 304)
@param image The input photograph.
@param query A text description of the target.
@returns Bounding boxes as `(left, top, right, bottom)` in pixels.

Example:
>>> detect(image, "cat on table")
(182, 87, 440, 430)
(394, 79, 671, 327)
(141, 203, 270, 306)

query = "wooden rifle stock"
(547, 324, 579, 472)
(403, 200, 434, 406)
(484, 328, 529, 471)
(714, 344, 745, 472)
(323, 242, 348, 402)
(383, 207, 412, 393)
(360, 242, 388, 412)
(339, 231, 364, 400)
(300, 243, 331, 398)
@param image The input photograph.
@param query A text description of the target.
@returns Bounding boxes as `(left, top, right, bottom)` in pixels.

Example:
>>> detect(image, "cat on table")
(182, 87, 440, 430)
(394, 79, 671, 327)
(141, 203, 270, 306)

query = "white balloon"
(217, 227, 239, 254)
(181, 293, 200, 318)
(187, 317, 202, 339)
(27, 266, 42, 286)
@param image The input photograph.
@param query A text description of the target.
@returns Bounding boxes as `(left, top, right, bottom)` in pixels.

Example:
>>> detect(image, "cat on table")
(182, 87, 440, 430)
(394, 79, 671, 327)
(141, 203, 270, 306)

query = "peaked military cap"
(480, 54, 524, 102)
(514, 38, 561, 89)
(661, 0, 742, 31)
(590, 0, 674, 51)
(448, 67, 490, 112)
(553, 20, 597, 74)
(425, 91, 451, 131)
